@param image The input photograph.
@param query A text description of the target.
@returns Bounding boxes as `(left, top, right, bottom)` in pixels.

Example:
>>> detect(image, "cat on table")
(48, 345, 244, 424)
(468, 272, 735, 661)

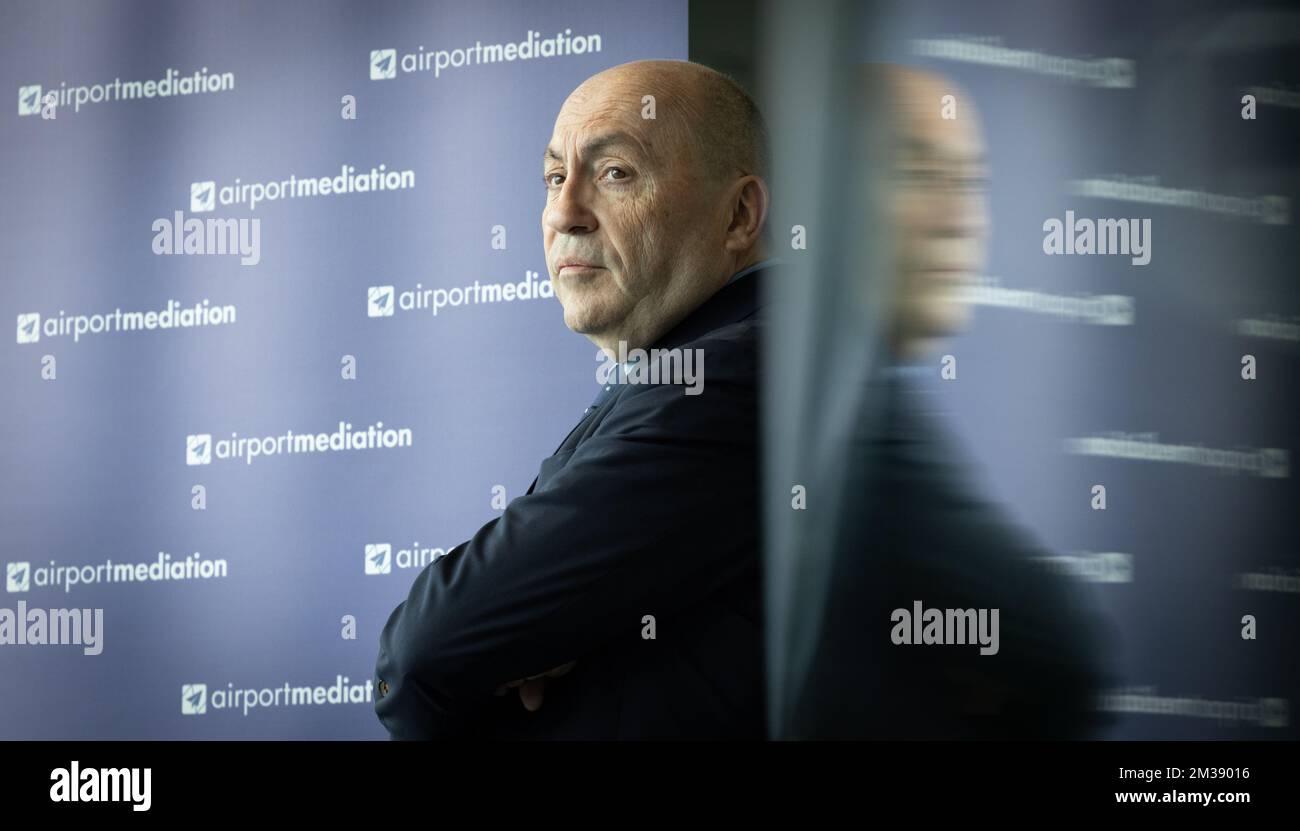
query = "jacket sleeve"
(374, 337, 759, 739)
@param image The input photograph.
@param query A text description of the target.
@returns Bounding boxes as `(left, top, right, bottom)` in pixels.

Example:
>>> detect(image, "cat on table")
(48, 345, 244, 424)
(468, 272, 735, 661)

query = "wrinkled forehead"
(547, 74, 689, 163)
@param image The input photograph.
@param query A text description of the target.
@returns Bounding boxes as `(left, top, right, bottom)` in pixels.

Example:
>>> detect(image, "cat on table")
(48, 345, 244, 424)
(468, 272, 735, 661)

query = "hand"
(494, 661, 576, 712)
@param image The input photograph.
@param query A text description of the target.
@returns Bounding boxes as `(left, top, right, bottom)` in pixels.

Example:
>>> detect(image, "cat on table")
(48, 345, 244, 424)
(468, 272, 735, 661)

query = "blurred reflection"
(788, 65, 1120, 739)
(883, 65, 989, 358)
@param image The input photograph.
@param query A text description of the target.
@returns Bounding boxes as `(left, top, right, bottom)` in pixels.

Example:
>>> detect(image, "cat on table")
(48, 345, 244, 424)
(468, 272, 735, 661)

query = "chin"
(896, 299, 971, 348)
(561, 308, 593, 334)
(919, 303, 972, 340)
(561, 305, 610, 337)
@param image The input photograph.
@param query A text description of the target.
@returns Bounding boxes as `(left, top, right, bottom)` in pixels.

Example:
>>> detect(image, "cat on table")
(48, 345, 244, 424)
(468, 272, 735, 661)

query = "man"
(788, 66, 1118, 739)
(374, 59, 775, 739)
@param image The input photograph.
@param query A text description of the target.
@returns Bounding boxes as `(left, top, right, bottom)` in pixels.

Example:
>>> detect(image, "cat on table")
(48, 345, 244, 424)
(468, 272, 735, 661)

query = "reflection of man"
(791, 66, 1117, 739)
(375, 59, 778, 739)
(882, 66, 988, 358)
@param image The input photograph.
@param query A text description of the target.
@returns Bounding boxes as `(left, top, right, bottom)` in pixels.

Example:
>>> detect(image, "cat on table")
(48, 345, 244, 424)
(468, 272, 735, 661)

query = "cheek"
(892, 226, 923, 271)
(892, 191, 928, 226)
(541, 223, 555, 259)
(608, 203, 659, 268)
(889, 199, 919, 255)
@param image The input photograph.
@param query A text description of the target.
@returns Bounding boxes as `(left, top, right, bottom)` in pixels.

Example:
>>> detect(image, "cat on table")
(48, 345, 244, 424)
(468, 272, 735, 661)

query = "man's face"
(887, 71, 990, 351)
(542, 72, 728, 351)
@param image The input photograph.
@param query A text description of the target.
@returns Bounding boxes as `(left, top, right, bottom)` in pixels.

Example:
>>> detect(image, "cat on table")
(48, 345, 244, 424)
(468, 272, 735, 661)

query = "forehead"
(547, 76, 682, 160)
(891, 74, 986, 163)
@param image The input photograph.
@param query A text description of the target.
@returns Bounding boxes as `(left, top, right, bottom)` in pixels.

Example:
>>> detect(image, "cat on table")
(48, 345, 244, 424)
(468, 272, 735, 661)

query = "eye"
(602, 167, 629, 182)
(898, 165, 943, 184)
(544, 172, 565, 188)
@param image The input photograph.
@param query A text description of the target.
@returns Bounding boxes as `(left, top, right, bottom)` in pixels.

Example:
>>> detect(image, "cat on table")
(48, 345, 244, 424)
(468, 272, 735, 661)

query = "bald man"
(790, 66, 1117, 739)
(374, 60, 777, 739)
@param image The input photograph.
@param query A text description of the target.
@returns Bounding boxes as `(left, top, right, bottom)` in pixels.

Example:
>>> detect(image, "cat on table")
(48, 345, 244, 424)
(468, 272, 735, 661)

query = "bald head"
(542, 60, 771, 353)
(568, 60, 769, 188)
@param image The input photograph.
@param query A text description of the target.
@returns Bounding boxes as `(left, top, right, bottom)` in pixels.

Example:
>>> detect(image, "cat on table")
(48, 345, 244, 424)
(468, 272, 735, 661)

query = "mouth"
(916, 267, 970, 281)
(557, 263, 606, 275)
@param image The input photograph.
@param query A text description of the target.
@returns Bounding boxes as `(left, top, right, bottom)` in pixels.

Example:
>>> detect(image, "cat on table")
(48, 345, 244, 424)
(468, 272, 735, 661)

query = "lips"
(917, 266, 971, 279)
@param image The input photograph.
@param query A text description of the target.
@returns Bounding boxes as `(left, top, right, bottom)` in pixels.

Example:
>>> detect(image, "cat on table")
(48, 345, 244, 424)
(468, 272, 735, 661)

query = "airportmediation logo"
(185, 421, 414, 466)
(370, 49, 397, 80)
(186, 434, 212, 466)
(187, 164, 414, 212)
(368, 30, 603, 81)
(367, 285, 394, 317)
(182, 683, 207, 714)
(363, 542, 450, 575)
(11, 553, 227, 594)
(364, 544, 391, 575)
(910, 35, 1134, 87)
(16, 313, 40, 344)
(18, 85, 41, 115)
(180, 676, 374, 716)
(18, 67, 235, 116)
(7, 562, 31, 593)
(191, 181, 215, 212)
(15, 300, 236, 345)
(367, 272, 553, 320)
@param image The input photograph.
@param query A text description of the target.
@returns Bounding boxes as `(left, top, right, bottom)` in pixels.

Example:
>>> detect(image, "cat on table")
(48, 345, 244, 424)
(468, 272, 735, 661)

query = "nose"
(933, 184, 989, 242)
(543, 176, 598, 237)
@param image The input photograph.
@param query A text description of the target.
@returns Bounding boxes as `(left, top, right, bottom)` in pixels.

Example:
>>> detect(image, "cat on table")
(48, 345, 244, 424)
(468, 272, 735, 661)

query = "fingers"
(546, 661, 577, 678)
(519, 677, 546, 712)
(522, 661, 577, 682)
(498, 662, 577, 710)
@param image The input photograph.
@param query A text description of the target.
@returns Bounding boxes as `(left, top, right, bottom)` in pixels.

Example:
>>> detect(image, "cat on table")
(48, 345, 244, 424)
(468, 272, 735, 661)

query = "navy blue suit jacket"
(374, 267, 771, 739)
(789, 369, 1121, 739)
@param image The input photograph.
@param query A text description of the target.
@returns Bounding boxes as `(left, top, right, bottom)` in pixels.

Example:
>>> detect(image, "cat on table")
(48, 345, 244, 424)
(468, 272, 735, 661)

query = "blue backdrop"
(1, 0, 688, 739)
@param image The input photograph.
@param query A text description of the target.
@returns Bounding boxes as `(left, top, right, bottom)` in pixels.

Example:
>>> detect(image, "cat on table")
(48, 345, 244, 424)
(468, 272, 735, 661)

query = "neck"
(732, 246, 769, 274)
(588, 254, 769, 355)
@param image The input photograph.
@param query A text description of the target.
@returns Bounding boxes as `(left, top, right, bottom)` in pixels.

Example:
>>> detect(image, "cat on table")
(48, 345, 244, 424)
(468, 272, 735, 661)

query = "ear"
(723, 175, 769, 254)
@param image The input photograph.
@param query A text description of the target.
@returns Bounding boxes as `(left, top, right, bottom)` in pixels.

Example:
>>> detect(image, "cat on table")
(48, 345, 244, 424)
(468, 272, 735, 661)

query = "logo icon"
(367, 286, 394, 317)
(370, 49, 397, 80)
(18, 85, 41, 116)
(364, 544, 392, 575)
(186, 434, 212, 466)
(6, 562, 31, 593)
(190, 181, 215, 213)
(181, 684, 208, 715)
(16, 313, 40, 344)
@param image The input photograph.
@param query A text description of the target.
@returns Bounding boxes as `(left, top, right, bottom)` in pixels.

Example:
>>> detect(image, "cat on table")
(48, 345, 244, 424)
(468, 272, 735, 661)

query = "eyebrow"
(543, 132, 647, 167)
(898, 136, 987, 166)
